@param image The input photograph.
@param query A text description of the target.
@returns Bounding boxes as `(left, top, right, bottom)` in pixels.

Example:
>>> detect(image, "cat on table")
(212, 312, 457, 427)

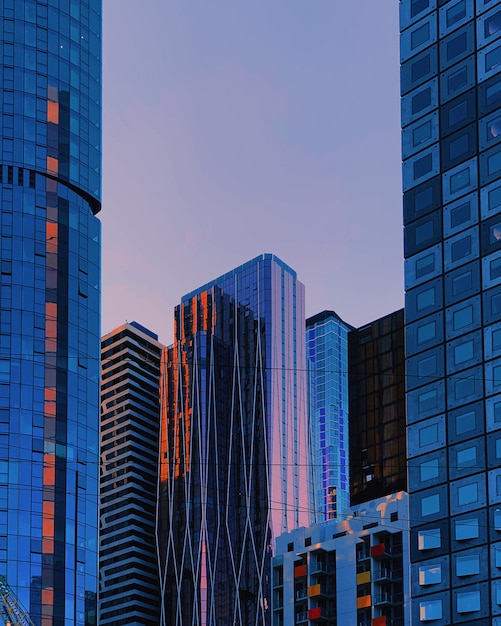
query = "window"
(453, 304, 473, 330)
(496, 580, 501, 605)
(412, 23, 431, 49)
(486, 44, 501, 72)
(495, 545, 501, 567)
(417, 354, 439, 379)
(446, 32, 468, 63)
(495, 509, 501, 530)
(413, 120, 433, 147)
(421, 493, 440, 516)
(449, 99, 468, 126)
(418, 528, 441, 550)
(413, 86, 432, 114)
(419, 563, 442, 585)
(420, 423, 439, 446)
(457, 446, 477, 468)
(450, 166, 470, 192)
(447, 1, 467, 28)
(416, 253, 436, 279)
(411, 0, 430, 18)
(456, 553, 480, 576)
(450, 200, 471, 227)
(419, 599, 442, 621)
(457, 590, 481, 613)
(485, 10, 501, 40)
(457, 482, 478, 505)
(451, 234, 472, 262)
(420, 457, 440, 481)
(417, 286, 436, 311)
(414, 153, 433, 179)
(418, 387, 439, 413)
(454, 339, 474, 365)
(491, 256, 501, 281)
(417, 320, 437, 343)
(455, 517, 479, 540)
(455, 409, 475, 435)
(453, 373, 476, 400)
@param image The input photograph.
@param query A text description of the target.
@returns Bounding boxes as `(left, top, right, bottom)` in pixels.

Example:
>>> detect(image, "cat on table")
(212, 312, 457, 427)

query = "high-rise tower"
(0, 1, 102, 624)
(349, 310, 407, 507)
(306, 310, 351, 523)
(157, 254, 309, 626)
(99, 322, 163, 626)
(401, 0, 501, 622)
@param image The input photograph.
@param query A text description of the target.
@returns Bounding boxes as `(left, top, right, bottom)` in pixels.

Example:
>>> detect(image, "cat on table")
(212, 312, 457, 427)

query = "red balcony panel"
(372, 617, 386, 626)
(370, 543, 386, 557)
(294, 564, 307, 578)
(308, 607, 322, 620)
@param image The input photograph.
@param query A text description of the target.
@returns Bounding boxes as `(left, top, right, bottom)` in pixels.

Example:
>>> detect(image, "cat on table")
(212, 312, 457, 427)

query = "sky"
(101, 1, 403, 345)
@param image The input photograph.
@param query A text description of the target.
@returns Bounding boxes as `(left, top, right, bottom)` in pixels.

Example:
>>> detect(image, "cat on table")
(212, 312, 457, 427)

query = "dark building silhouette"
(349, 309, 407, 506)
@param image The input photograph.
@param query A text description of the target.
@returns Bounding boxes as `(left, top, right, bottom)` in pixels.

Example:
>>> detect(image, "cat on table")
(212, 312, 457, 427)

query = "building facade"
(157, 254, 309, 626)
(99, 322, 163, 625)
(306, 310, 351, 523)
(272, 492, 410, 626)
(0, 1, 101, 624)
(349, 310, 407, 507)
(401, 0, 501, 622)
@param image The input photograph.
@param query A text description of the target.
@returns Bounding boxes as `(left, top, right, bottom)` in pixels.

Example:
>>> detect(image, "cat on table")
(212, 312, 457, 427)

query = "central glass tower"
(0, 1, 102, 624)
(158, 254, 309, 626)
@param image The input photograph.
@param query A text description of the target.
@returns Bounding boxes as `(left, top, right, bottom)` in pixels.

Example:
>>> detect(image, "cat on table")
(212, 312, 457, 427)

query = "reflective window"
(496, 545, 501, 567)
(496, 580, 501, 604)
(447, 1, 467, 28)
(421, 492, 440, 516)
(453, 304, 473, 330)
(420, 422, 438, 446)
(419, 387, 439, 413)
(453, 338, 475, 365)
(457, 482, 478, 505)
(420, 457, 440, 482)
(419, 563, 442, 585)
(418, 528, 441, 550)
(456, 553, 480, 576)
(455, 517, 479, 539)
(416, 254, 436, 278)
(419, 599, 442, 621)
(480, 179, 501, 218)
(412, 22, 431, 48)
(457, 446, 477, 468)
(457, 590, 481, 613)
(495, 508, 501, 529)
(418, 286, 436, 310)
(418, 320, 438, 344)
(455, 409, 476, 435)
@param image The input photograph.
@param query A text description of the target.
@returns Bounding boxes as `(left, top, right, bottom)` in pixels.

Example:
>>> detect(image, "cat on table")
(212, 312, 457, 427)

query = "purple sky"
(102, 1, 402, 344)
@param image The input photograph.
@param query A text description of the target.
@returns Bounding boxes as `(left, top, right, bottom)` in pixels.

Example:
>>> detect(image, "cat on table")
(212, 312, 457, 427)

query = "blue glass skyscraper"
(401, 0, 501, 622)
(306, 310, 351, 523)
(0, 1, 101, 624)
(158, 254, 309, 626)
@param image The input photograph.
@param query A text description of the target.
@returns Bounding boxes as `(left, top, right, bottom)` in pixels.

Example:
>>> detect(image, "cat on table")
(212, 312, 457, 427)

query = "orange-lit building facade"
(0, 1, 102, 624)
(157, 254, 309, 626)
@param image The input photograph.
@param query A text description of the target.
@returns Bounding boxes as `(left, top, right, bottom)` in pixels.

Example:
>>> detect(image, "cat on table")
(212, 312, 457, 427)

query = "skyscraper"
(306, 310, 352, 523)
(0, 1, 102, 624)
(401, 0, 501, 622)
(157, 254, 309, 626)
(348, 310, 407, 507)
(99, 322, 163, 626)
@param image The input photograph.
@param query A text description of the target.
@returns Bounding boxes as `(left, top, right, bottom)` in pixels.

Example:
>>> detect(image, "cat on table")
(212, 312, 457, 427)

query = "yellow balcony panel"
(357, 571, 371, 585)
(357, 595, 371, 609)
(308, 584, 321, 597)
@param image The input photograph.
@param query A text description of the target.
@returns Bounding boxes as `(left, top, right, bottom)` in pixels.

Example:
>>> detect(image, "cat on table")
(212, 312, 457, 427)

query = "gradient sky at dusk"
(102, 1, 402, 344)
